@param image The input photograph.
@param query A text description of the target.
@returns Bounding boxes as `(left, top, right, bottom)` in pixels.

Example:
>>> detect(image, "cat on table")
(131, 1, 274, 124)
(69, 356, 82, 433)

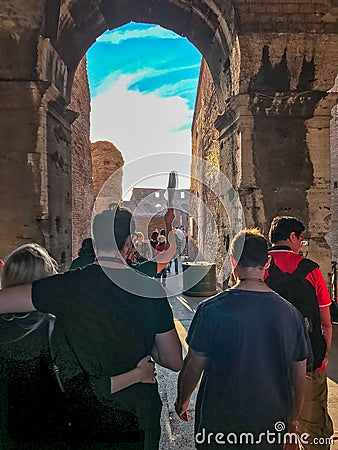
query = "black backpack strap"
(266, 255, 282, 278)
(267, 255, 318, 279)
(48, 315, 65, 393)
(294, 259, 318, 278)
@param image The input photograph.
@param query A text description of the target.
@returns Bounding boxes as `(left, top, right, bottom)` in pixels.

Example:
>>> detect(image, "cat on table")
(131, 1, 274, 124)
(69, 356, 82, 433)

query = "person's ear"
(289, 231, 297, 243)
(264, 255, 271, 270)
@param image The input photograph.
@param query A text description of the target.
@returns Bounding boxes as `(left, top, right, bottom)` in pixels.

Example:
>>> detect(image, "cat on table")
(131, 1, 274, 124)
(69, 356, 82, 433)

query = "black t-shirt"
(31, 264, 174, 429)
(134, 260, 158, 277)
(0, 313, 70, 445)
(187, 289, 308, 449)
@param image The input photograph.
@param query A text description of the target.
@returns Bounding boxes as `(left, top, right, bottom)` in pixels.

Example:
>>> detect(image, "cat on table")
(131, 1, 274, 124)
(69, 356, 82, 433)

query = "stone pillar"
(42, 90, 75, 269)
(215, 37, 337, 277)
(0, 78, 76, 268)
(330, 88, 338, 263)
(0, 81, 48, 259)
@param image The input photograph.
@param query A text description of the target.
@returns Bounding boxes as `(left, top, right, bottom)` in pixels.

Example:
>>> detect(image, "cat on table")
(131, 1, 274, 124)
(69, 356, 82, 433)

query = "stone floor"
(157, 262, 338, 449)
(158, 266, 198, 449)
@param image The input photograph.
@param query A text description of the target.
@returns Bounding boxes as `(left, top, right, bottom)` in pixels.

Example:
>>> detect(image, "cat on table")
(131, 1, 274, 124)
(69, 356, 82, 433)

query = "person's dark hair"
(150, 231, 158, 241)
(79, 238, 95, 257)
(269, 216, 305, 244)
(230, 229, 268, 268)
(160, 229, 166, 236)
(92, 204, 135, 251)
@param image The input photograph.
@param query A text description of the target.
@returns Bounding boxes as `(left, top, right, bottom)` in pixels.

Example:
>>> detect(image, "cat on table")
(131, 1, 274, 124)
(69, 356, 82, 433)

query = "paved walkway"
(158, 267, 197, 449)
(157, 262, 338, 449)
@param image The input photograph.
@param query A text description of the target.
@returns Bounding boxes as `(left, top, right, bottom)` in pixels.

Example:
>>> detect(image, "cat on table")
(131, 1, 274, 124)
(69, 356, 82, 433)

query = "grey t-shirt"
(187, 289, 308, 449)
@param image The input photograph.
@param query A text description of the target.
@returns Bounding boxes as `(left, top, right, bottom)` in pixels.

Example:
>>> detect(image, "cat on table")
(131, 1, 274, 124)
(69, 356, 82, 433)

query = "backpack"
(266, 256, 326, 371)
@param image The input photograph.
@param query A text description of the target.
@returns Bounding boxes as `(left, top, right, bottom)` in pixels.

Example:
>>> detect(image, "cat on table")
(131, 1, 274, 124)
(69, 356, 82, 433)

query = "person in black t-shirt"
(0, 243, 158, 449)
(0, 243, 69, 449)
(0, 205, 183, 449)
(70, 238, 96, 270)
(175, 229, 308, 449)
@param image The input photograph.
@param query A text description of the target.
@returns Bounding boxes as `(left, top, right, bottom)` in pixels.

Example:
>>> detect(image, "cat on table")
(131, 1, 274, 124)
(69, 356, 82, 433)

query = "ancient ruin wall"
(91, 140, 124, 211)
(238, 34, 337, 277)
(0, 0, 337, 272)
(330, 77, 338, 264)
(70, 56, 94, 259)
(191, 60, 226, 279)
(195, 44, 337, 281)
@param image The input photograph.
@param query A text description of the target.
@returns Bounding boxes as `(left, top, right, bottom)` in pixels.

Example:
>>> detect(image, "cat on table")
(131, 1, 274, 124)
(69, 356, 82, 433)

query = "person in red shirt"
(266, 216, 333, 449)
(155, 236, 168, 286)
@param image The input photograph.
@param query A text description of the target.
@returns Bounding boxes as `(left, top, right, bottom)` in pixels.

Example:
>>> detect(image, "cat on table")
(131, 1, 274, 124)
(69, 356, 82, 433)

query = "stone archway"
(0, 0, 236, 267)
(0, 0, 337, 271)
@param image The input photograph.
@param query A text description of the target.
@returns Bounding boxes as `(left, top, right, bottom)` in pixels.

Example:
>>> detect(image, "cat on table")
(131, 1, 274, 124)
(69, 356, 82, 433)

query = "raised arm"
(151, 328, 183, 372)
(0, 284, 35, 313)
(153, 208, 176, 272)
(175, 347, 208, 421)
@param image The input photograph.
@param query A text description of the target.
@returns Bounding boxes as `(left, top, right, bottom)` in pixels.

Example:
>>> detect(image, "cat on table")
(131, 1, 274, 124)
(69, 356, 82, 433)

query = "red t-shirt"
(155, 243, 166, 253)
(265, 248, 331, 371)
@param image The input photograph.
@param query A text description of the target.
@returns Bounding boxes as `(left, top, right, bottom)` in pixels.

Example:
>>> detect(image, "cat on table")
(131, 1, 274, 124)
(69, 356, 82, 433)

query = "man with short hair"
(0, 204, 183, 449)
(266, 216, 333, 449)
(175, 229, 308, 449)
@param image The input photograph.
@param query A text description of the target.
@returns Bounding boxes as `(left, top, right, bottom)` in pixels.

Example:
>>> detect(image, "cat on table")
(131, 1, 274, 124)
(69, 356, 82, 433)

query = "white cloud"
(153, 78, 198, 99)
(128, 64, 200, 84)
(94, 64, 200, 98)
(96, 25, 180, 45)
(90, 75, 191, 194)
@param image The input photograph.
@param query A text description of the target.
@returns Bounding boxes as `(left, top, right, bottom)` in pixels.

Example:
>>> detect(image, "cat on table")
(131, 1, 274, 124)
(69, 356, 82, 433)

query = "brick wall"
(70, 56, 94, 259)
(191, 60, 227, 280)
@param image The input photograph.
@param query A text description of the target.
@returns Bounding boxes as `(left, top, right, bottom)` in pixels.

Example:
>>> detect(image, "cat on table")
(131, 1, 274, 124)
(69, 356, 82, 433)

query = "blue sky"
(87, 22, 202, 192)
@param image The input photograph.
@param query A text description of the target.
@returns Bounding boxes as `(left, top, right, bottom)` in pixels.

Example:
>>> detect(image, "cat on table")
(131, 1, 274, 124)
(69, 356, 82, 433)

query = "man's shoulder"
(269, 250, 318, 275)
(134, 260, 157, 277)
(198, 290, 237, 310)
(111, 265, 168, 300)
(269, 248, 301, 261)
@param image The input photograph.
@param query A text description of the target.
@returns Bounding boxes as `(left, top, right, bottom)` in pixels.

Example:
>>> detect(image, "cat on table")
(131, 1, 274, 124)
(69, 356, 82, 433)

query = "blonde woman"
(0, 243, 155, 448)
(133, 231, 153, 263)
